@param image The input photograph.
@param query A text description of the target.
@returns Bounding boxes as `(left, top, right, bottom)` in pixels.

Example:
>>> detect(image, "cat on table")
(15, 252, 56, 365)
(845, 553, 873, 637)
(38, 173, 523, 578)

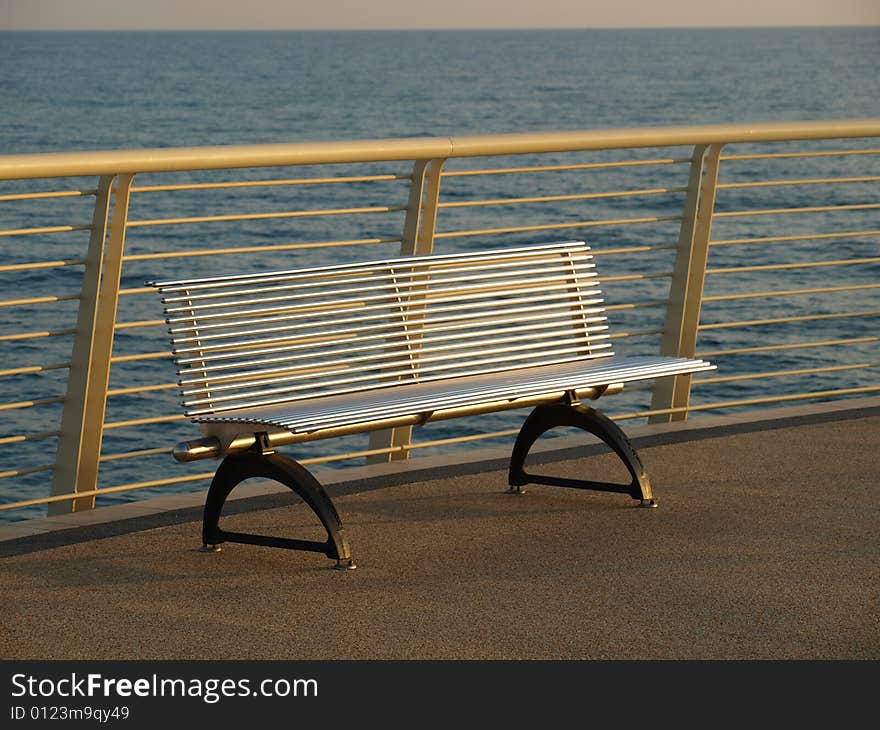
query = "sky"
(1, 0, 879, 30)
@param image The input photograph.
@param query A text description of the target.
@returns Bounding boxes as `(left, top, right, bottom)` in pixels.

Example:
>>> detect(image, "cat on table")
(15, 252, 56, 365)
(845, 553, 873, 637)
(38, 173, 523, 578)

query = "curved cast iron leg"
(508, 404, 655, 505)
(202, 451, 355, 568)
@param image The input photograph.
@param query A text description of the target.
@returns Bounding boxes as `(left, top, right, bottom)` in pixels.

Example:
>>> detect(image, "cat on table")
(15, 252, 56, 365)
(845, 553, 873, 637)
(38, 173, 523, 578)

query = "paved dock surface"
(1, 407, 877, 660)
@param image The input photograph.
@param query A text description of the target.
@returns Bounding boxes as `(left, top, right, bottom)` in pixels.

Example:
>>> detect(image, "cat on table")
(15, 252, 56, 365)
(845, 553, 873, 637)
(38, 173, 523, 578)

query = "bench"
(148, 241, 714, 569)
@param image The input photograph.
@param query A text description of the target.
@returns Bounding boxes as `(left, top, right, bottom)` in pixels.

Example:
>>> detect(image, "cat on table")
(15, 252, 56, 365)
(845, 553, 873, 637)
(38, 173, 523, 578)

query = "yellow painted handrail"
(1, 119, 879, 180)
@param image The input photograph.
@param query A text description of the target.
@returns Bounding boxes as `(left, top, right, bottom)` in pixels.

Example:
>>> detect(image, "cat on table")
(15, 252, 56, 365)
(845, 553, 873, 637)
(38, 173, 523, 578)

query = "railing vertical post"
(49, 174, 135, 513)
(650, 144, 724, 423)
(401, 158, 446, 256)
(368, 158, 446, 463)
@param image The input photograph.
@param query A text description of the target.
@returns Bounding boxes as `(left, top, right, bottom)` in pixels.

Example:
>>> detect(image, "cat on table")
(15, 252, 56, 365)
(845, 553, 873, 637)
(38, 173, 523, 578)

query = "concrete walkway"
(1, 401, 877, 659)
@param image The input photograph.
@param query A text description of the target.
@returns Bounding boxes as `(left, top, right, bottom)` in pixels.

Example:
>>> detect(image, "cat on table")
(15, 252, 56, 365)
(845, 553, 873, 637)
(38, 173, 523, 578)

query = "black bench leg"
(201, 451, 356, 569)
(508, 404, 656, 506)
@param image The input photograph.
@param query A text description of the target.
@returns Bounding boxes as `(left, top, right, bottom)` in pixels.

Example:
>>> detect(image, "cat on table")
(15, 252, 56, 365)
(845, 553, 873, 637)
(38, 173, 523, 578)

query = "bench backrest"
(149, 241, 612, 418)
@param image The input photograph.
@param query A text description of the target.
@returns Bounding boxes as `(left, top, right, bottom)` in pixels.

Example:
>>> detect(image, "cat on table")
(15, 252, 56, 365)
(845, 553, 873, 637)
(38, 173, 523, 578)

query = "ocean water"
(0, 28, 878, 520)
(2, 28, 879, 150)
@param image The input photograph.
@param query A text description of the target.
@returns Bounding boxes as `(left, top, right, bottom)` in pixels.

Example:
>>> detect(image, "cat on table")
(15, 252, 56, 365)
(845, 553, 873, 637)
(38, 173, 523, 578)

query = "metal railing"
(0, 120, 878, 519)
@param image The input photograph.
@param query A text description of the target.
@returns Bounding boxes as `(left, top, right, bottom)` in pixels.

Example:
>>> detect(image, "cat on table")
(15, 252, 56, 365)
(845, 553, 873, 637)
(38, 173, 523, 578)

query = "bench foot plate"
(202, 451, 353, 566)
(509, 403, 655, 503)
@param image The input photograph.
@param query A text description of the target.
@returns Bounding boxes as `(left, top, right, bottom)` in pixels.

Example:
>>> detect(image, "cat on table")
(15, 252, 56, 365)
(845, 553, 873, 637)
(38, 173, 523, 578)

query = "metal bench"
(148, 240, 714, 569)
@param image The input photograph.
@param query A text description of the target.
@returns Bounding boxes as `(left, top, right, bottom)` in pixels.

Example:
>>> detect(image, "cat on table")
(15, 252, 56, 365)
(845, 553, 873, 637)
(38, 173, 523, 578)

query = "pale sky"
(1, 0, 879, 30)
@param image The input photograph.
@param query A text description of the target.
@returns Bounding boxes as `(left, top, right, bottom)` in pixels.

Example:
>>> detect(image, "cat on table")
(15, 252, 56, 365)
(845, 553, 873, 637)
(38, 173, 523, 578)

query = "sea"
(0, 28, 878, 520)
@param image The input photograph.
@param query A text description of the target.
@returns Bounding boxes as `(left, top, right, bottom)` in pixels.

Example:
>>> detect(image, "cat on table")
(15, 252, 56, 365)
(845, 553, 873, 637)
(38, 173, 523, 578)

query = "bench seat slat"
(194, 355, 714, 434)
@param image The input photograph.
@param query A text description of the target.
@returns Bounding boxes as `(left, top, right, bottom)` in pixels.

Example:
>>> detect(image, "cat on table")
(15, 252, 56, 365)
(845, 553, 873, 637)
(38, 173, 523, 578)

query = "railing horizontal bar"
(694, 361, 879, 385)
(114, 319, 165, 331)
(110, 351, 172, 364)
(106, 383, 177, 397)
(590, 244, 678, 256)
(604, 300, 668, 311)
(0, 395, 65, 412)
(103, 414, 189, 430)
(718, 175, 880, 190)
(601, 271, 673, 283)
(0, 224, 92, 238)
(720, 148, 880, 162)
(0, 293, 80, 308)
(608, 328, 663, 339)
(442, 158, 692, 177)
(698, 336, 878, 358)
(437, 186, 687, 209)
(0, 258, 87, 273)
(715, 202, 880, 218)
(130, 173, 410, 193)
(99, 446, 173, 462)
(0, 188, 97, 202)
(5, 121, 879, 181)
(0, 473, 216, 511)
(97, 473, 211, 491)
(710, 229, 880, 247)
(118, 287, 153, 297)
(122, 237, 400, 262)
(0, 463, 55, 480)
(0, 462, 57, 480)
(301, 428, 527, 463)
(703, 283, 880, 302)
(613, 385, 880, 420)
(706, 257, 880, 275)
(435, 214, 682, 239)
(126, 204, 407, 228)
(0, 362, 71, 377)
(699, 310, 880, 331)
(300, 446, 400, 465)
(0, 430, 60, 446)
(0, 327, 76, 342)
(289, 430, 529, 465)
(409, 428, 521, 449)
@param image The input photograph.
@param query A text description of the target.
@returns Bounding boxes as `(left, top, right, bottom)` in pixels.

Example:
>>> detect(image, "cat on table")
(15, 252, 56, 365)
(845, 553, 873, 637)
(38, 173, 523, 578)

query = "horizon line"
(1, 24, 878, 32)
